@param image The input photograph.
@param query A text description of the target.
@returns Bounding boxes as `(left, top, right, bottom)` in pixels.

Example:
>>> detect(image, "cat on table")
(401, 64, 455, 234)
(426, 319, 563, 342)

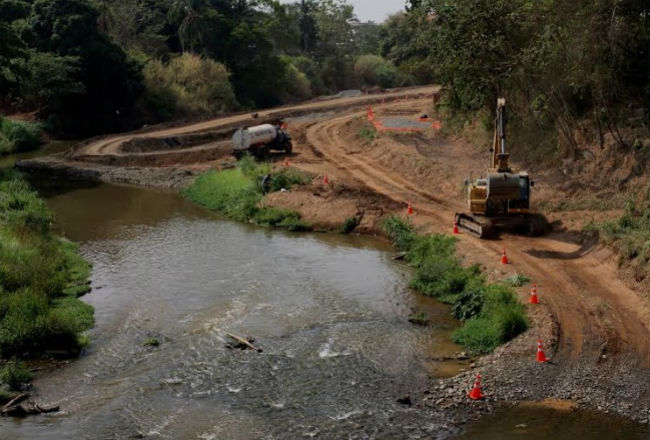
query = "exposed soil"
(16, 85, 650, 426)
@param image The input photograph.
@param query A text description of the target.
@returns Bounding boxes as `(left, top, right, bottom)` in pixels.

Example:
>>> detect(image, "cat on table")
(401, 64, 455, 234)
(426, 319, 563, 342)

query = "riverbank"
(0, 170, 94, 398)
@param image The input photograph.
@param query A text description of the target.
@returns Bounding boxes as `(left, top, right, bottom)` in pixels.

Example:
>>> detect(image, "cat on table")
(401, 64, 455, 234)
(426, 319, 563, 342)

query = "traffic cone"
(501, 248, 509, 265)
(323, 174, 329, 185)
(536, 339, 548, 363)
(283, 157, 290, 167)
(529, 284, 539, 304)
(367, 106, 375, 121)
(468, 374, 485, 400)
(407, 202, 414, 215)
(453, 221, 459, 234)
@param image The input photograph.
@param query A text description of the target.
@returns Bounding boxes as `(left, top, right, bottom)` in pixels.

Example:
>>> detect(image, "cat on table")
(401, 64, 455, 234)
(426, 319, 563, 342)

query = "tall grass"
(0, 116, 43, 155)
(183, 157, 312, 231)
(384, 216, 528, 354)
(0, 170, 94, 357)
(587, 195, 650, 283)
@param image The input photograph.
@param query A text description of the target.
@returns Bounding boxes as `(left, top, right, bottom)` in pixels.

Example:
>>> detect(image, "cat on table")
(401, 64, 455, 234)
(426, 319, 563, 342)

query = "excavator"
(454, 98, 546, 238)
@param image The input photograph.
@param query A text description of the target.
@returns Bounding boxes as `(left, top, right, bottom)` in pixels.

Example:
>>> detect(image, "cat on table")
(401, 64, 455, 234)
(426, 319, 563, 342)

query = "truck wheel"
(284, 142, 293, 155)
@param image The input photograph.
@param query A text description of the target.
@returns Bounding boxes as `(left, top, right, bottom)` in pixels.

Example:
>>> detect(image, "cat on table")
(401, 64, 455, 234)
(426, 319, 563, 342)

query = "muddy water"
(0, 174, 647, 439)
(1, 181, 465, 439)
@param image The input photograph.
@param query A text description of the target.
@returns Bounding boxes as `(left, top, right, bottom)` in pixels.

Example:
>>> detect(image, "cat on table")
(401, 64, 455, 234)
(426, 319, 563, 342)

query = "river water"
(0, 155, 647, 439)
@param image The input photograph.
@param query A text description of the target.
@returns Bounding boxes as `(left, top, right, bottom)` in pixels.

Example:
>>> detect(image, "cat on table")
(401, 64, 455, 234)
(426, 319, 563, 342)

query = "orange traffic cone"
(529, 284, 539, 304)
(536, 339, 548, 363)
(453, 221, 459, 234)
(468, 374, 485, 400)
(501, 248, 509, 265)
(407, 202, 414, 215)
(367, 106, 375, 121)
(283, 157, 290, 167)
(323, 174, 330, 185)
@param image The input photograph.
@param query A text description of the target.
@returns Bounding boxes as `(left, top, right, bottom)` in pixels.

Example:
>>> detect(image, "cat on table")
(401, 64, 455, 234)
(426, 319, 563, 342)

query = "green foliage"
(0, 357, 32, 390)
(408, 311, 429, 325)
(404, 0, 650, 155)
(142, 53, 238, 121)
(0, 117, 43, 155)
(144, 337, 159, 347)
(0, 172, 94, 357)
(383, 216, 527, 354)
(358, 125, 376, 142)
(354, 55, 413, 89)
(183, 158, 311, 232)
(590, 194, 650, 282)
(268, 167, 312, 192)
(340, 216, 360, 234)
(501, 273, 530, 287)
(382, 216, 417, 251)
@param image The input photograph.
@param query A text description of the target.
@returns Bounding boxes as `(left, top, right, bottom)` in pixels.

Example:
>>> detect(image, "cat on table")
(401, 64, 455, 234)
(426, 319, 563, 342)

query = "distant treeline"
(0, 0, 427, 137)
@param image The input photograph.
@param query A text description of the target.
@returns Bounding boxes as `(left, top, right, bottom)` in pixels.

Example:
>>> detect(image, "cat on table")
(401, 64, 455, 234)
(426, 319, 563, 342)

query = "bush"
(0, 117, 43, 155)
(183, 158, 311, 231)
(340, 216, 360, 234)
(0, 358, 32, 390)
(383, 216, 528, 354)
(354, 55, 414, 89)
(0, 173, 94, 357)
(142, 53, 238, 121)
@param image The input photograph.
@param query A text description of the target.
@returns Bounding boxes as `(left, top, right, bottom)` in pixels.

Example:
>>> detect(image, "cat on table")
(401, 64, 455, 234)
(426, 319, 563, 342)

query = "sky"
(279, 0, 406, 23)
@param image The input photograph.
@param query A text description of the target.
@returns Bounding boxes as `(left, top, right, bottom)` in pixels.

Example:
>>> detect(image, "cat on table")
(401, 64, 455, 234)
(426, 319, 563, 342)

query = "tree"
(168, 0, 207, 53)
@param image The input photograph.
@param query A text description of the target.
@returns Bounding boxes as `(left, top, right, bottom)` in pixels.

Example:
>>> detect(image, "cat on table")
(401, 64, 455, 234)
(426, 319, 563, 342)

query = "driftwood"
(1, 393, 59, 417)
(226, 332, 263, 352)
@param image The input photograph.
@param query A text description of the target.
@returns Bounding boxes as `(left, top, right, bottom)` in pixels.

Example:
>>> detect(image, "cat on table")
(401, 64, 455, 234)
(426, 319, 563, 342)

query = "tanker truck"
(231, 124, 292, 158)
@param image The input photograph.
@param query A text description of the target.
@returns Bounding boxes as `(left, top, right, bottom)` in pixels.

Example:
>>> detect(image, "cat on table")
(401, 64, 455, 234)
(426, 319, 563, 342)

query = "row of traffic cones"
(467, 340, 549, 400)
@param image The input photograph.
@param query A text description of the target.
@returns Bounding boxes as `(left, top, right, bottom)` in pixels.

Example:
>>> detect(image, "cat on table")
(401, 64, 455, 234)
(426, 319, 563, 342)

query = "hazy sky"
(279, 0, 406, 23)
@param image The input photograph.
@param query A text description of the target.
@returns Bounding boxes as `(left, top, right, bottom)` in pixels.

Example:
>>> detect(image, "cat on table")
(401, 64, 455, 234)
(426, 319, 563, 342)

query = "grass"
(0, 116, 43, 155)
(0, 169, 94, 358)
(144, 337, 159, 347)
(358, 125, 377, 142)
(501, 273, 530, 287)
(408, 311, 429, 326)
(340, 216, 360, 234)
(585, 194, 650, 282)
(183, 156, 312, 231)
(384, 216, 528, 354)
(0, 357, 32, 390)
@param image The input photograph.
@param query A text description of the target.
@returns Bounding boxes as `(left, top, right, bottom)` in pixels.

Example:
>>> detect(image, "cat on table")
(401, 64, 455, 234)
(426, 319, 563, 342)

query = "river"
(0, 147, 647, 439)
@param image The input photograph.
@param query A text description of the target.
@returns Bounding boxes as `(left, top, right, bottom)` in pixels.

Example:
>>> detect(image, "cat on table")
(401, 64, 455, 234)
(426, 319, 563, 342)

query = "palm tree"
(168, 0, 206, 53)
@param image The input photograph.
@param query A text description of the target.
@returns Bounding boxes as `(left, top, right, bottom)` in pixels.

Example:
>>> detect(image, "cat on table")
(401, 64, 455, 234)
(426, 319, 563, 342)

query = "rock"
(456, 352, 469, 360)
(515, 424, 528, 428)
(397, 395, 412, 406)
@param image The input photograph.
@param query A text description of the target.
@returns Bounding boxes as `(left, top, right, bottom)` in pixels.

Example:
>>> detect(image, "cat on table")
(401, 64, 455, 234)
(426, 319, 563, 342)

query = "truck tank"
(232, 124, 278, 151)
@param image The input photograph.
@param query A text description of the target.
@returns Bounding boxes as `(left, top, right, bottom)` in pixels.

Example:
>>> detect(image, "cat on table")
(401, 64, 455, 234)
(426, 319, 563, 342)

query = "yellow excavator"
(455, 98, 546, 238)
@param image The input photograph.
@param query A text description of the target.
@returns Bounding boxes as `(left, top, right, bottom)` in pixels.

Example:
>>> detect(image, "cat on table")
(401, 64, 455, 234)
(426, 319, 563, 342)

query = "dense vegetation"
(0, 0, 420, 137)
(0, 170, 94, 363)
(399, 0, 649, 158)
(0, 116, 43, 155)
(183, 156, 312, 231)
(384, 216, 528, 354)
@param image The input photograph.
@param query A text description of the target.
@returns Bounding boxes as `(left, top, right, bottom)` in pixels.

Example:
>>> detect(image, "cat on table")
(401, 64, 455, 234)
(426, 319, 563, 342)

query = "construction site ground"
(17, 85, 650, 424)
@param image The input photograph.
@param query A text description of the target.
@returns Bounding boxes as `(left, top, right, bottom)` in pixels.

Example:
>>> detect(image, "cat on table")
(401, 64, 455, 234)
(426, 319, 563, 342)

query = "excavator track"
(455, 213, 492, 238)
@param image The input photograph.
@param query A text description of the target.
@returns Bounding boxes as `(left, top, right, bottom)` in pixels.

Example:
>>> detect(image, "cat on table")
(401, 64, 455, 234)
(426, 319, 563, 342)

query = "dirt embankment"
(16, 87, 650, 425)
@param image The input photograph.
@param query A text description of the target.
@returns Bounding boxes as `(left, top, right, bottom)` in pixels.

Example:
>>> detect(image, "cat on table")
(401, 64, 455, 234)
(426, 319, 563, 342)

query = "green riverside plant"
(0, 170, 94, 357)
(183, 157, 312, 231)
(383, 216, 528, 354)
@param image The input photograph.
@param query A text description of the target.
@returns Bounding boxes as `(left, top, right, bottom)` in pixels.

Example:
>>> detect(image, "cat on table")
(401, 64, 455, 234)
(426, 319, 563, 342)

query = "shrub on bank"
(0, 117, 43, 155)
(0, 171, 94, 357)
(183, 158, 312, 231)
(383, 216, 528, 354)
